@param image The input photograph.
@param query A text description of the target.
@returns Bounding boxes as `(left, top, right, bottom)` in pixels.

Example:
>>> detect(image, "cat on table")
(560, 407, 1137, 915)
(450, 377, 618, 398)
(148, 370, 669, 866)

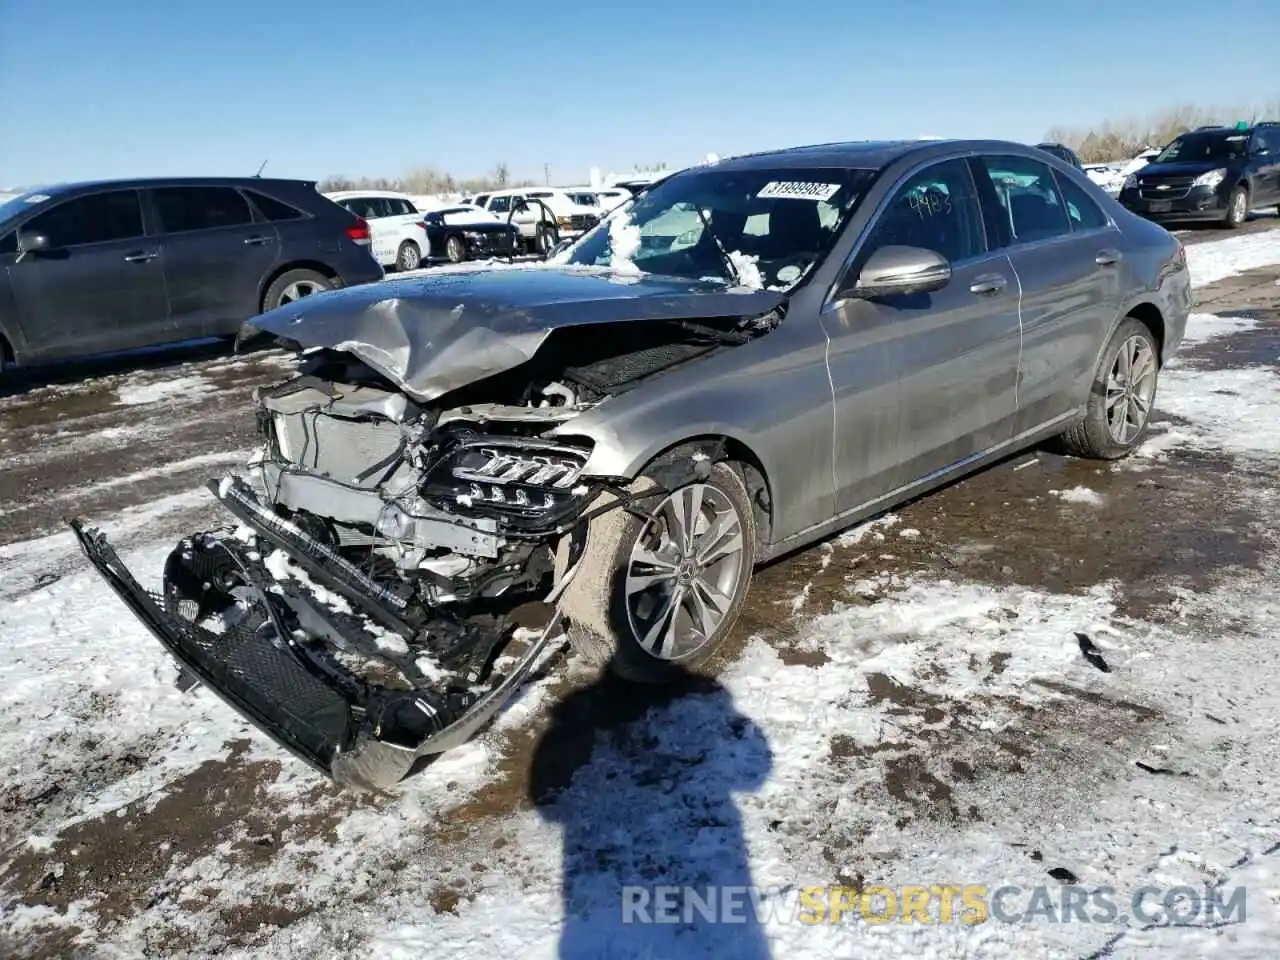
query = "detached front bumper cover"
(69, 511, 576, 791)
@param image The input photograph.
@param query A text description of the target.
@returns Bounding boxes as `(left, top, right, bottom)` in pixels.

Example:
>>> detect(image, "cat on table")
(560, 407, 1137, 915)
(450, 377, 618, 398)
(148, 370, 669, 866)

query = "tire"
(395, 240, 422, 272)
(444, 234, 467, 263)
(561, 458, 757, 683)
(261, 268, 332, 312)
(1223, 185, 1248, 229)
(536, 224, 559, 256)
(1059, 317, 1161, 460)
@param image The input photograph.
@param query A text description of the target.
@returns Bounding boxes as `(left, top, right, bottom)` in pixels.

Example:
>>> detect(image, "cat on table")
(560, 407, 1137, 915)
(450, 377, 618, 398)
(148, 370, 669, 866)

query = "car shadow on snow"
(528, 657, 774, 960)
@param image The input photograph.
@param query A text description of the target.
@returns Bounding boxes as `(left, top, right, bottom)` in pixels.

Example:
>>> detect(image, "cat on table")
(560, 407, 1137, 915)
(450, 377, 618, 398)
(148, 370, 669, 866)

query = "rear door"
(823, 157, 1023, 513)
(6, 189, 170, 359)
(970, 155, 1123, 436)
(149, 185, 281, 339)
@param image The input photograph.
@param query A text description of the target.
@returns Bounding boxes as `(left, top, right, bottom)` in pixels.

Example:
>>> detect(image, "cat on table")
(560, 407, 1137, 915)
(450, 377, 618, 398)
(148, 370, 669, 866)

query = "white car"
(468, 188, 602, 254)
(322, 190, 431, 271)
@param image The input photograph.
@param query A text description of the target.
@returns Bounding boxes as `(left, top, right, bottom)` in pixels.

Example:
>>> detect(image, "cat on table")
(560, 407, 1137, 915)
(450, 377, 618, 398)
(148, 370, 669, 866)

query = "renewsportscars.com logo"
(620, 883, 1248, 927)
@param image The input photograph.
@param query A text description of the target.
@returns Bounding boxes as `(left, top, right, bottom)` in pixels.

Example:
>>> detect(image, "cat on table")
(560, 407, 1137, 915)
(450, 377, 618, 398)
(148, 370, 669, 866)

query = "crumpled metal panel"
(242, 266, 785, 402)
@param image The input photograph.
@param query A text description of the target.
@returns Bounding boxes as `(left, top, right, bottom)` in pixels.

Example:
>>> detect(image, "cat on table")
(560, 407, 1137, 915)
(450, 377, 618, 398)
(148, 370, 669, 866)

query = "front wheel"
(1059, 317, 1160, 459)
(562, 459, 757, 683)
(444, 234, 467, 263)
(1223, 185, 1248, 229)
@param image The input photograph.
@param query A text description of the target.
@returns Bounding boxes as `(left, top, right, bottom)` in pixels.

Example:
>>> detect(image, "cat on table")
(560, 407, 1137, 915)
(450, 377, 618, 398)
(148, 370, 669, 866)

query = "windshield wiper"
(688, 204, 741, 286)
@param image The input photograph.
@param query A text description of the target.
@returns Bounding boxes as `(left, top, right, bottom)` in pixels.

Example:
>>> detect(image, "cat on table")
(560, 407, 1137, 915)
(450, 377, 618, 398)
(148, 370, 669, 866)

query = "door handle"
(969, 274, 1008, 295)
(123, 251, 158, 263)
(243, 235, 274, 246)
(1095, 249, 1123, 266)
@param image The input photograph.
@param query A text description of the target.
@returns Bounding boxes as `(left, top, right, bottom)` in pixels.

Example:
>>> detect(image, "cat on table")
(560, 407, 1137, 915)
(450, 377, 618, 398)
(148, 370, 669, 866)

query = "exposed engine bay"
(72, 309, 779, 791)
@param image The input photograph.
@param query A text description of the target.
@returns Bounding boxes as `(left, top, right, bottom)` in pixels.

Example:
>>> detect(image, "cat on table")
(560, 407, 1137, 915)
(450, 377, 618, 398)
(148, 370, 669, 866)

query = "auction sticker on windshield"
(757, 181, 841, 201)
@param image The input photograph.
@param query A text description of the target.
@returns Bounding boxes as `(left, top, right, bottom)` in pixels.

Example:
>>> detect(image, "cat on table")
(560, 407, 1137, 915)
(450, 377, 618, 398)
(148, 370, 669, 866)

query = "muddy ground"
(1, 233, 1278, 957)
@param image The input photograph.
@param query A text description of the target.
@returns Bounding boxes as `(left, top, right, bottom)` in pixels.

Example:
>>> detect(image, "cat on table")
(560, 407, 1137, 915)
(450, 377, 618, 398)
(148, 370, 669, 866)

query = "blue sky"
(1, 0, 1276, 188)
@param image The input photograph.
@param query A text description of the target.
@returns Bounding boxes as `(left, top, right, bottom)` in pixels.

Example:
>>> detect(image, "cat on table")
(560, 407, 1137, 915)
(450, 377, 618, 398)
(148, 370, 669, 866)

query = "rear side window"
(488, 196, 511, 213)
(1054, 173, 1109, 231)
(974, 156, 1072, 246)
(386, 197, 417, 215)
(152, 186, 253, 233)
(247, 189, 305, 222)
(26, 191, 145, 247)
(346, 196, 394, 219)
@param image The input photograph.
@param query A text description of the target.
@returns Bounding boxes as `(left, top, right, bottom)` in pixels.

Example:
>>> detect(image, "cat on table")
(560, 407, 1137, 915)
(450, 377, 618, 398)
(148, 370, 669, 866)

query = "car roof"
(690, 139, 1068, 174)
(322, 189, 414, 200)
(19, 176, 318, 197)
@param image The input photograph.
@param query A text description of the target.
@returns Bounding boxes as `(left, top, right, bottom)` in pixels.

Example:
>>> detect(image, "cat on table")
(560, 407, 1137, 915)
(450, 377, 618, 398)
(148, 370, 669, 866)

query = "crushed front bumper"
(70, 480, 577, 791)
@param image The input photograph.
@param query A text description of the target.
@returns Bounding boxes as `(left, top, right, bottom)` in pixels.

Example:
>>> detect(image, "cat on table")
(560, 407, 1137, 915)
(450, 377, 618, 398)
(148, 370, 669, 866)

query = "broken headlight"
(422, 439, 592, 527)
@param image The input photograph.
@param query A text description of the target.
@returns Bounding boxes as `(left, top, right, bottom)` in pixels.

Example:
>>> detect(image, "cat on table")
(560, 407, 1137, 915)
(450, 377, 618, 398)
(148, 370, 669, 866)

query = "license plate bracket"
(1148, 200, 1172, 213)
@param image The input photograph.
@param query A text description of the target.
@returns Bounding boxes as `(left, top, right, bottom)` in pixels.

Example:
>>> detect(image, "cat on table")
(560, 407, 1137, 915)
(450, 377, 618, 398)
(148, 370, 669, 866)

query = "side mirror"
(1253, 146, 1271, 156)
(15, 230, 50, 263)
(843, 245, 951, 300)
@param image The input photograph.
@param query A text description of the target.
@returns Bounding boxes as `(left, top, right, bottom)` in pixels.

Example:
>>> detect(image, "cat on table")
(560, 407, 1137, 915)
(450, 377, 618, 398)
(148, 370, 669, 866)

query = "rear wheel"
(1059, 317, 1160, 460)
(262, 268, 332, 312)
(395, 240, 422, 272)
(1223, 185, 1248, 229)
(562, 459, 756, 683)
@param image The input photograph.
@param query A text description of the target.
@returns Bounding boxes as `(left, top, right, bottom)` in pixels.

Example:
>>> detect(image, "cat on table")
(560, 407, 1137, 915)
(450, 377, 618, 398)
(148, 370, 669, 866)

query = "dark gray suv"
(0, 177, 384, 370)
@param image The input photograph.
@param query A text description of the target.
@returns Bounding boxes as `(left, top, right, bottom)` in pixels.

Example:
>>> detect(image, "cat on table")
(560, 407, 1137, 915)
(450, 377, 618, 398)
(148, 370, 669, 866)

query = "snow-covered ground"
(2, 228, 1280, 958)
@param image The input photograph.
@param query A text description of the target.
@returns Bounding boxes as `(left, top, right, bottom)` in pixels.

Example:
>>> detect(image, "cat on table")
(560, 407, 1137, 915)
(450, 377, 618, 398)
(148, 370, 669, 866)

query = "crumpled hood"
(243, 265, 786, 401)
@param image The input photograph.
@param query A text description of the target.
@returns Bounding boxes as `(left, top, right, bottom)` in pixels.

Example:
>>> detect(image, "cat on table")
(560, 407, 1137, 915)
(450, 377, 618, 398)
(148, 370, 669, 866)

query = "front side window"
(565, 165, 878, 289)
(26, 191, 145, 247)
(1154, 132, 1249, 164)
(1054, 173, 1109, 231)
(152, 186, 253, 233)
(976, 156, 1072, 245)
(857, 159, 985, 265)
(488, 196, 511, 213)
(0, 230, 16, 255)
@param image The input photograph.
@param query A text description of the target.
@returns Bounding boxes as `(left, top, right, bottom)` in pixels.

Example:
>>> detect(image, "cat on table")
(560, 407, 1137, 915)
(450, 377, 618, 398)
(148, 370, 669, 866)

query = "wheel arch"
(257, 261, 339, 313)
(602, 433, 776, 553)
(1124, 301, 1166, 361)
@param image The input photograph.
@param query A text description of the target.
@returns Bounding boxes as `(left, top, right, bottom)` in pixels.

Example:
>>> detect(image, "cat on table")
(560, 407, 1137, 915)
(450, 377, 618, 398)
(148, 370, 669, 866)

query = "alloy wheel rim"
(624, 483, 746, 660)
(448, 237, 464, 261)
(1106, 335, 1157, 444)
(278, 280, 323, 306)
(399, 244, 420, 270)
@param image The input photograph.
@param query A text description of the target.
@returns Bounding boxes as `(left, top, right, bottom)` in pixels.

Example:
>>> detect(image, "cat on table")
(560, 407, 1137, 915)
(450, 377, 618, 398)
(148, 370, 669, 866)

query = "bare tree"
(492, 161, 510, 188)
(1044, 97, 1280, 163)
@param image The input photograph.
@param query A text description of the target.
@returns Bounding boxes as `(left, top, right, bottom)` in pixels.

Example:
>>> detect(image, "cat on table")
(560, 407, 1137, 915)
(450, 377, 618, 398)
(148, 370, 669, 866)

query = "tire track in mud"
(3, 258, 1280, 957)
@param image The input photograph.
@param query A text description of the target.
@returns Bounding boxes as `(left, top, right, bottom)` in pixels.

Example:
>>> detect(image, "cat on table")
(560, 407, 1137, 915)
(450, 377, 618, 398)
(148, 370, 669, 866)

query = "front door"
(149, 185, 281, 339)
(6, 189, 170, 361)
(822, 157, 1023, 514)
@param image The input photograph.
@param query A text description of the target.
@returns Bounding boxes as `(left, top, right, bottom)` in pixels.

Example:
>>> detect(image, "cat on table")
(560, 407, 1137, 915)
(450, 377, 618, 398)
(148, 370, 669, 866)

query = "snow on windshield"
(566, 166, 876, 290)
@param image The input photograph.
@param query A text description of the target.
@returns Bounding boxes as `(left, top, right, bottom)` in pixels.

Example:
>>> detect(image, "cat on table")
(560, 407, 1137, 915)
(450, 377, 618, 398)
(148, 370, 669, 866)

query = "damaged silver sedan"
(73, 139, 1191, 789)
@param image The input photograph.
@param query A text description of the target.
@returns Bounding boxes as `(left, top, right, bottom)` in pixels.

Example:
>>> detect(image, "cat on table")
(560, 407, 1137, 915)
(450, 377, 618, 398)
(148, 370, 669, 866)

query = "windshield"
(564, 166, 877, 289)
(1154, 132, 1249, 164)
(0, 189, 56, 225)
